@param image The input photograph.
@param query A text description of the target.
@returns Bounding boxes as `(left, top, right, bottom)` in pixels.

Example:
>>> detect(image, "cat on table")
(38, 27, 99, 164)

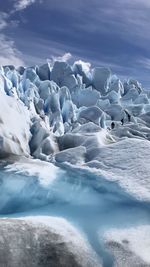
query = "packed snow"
(103, 225, 150, 266)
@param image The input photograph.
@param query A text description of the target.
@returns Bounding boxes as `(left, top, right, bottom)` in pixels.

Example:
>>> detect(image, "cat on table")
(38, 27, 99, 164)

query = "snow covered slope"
(0, 91, 30, 157)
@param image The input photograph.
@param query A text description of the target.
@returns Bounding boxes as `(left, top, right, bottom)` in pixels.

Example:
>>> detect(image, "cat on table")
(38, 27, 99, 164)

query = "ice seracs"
(38, 62, 51, 81)
(92, 67, 111, 95)
(1, 57, 150, 267)
(0, 59, 150, 201)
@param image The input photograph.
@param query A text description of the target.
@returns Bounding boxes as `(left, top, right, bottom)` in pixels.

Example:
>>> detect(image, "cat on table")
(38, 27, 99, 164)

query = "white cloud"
(52, 52, 72, 62)
(47, 52, 72, 65)
(0, 34, 24, 67)
(60, 52, 72, 62)
(74, 60, 91, 73)
(13, 0, 36, 11)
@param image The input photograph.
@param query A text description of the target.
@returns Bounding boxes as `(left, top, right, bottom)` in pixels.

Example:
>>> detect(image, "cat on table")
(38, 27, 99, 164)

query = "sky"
(1, 0, 150, 87)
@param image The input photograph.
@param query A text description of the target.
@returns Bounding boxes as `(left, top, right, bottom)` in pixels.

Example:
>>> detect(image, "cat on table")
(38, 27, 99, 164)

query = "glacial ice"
(85, 138, 150, 201)
(55, 146, 86, 165)
(38, 63, 51, 81)
(103, 225, 150, 266)
(1, 156, 150, 266)
(0, 92, 31, 157)
(0, 217, 101, 267)
(92, 67, 111, 94)
(5, 157, 62, 188)
(78, 106, 105, 127)
(0, 58, 150, 266)
(0, 60, 150, 198)
(0, 59, 150, 201)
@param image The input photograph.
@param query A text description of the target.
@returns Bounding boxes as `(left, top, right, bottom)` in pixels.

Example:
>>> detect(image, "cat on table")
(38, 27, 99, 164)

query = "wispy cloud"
(13, 0, 36, 12)
(42, 0, 150, 57)
(0, 11, 24, 66)
(137, 57, 150, 70)
(0, 12, 8, 30)
(0, 34, 24, 66)
(0, 0, 38, 67)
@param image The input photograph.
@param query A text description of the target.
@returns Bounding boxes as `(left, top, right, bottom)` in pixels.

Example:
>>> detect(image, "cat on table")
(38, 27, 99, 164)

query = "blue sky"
(1, 0, 150, 87)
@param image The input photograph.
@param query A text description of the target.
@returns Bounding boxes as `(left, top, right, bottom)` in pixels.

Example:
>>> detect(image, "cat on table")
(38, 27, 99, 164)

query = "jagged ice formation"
(1, 59, 150, 266)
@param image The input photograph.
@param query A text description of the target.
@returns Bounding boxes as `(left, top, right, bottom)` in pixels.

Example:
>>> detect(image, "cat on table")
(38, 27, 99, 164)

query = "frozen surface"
(0, 59, 150, 266)
(0, 217, 101, 267)
(0, 92, 30, 157)
(0, 160, 150, 266)
(84, 138, 150, 201)
(103, 225, 150, 266)
(5, 157, 62, 186)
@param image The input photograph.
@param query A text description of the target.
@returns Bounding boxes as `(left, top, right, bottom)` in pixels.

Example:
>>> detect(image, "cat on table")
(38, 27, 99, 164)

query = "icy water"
(0, 164, 150, 267)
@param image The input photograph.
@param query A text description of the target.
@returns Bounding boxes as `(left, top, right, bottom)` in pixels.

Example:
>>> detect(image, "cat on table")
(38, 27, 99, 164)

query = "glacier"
(0, 60, 150, 266)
